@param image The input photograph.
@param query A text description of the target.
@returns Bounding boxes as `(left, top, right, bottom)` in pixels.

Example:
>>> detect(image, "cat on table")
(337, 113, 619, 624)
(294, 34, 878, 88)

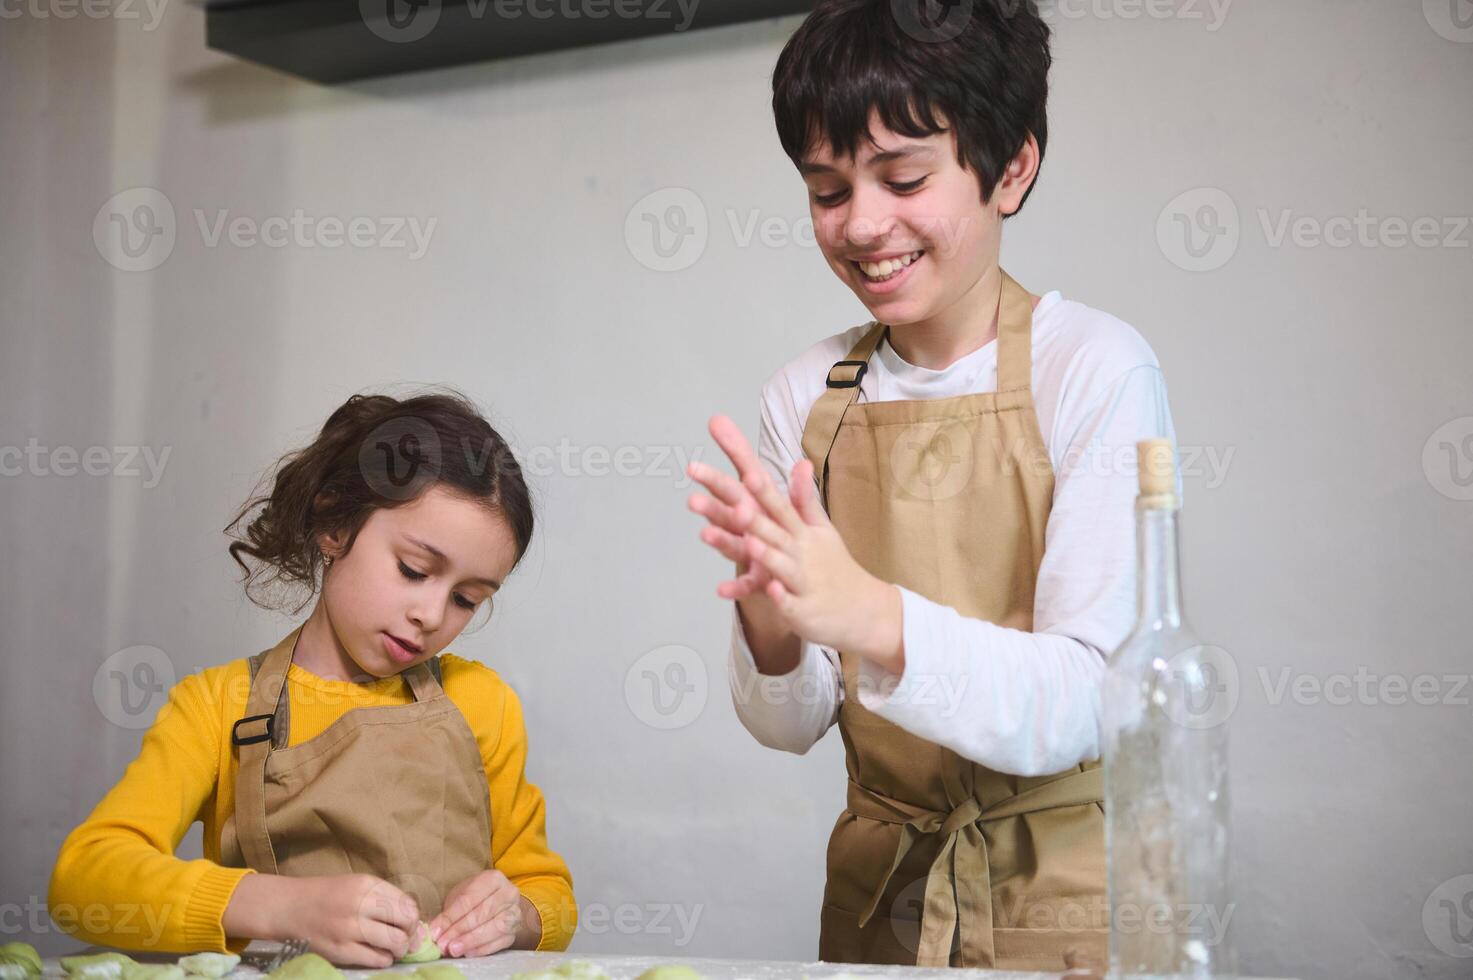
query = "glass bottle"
(1102, 439, 1235, 979)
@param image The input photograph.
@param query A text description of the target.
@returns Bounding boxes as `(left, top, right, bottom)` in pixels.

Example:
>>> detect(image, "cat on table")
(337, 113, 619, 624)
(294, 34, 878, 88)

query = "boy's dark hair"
(226, 388, 534, 617)
(772, 0, 1052, 214)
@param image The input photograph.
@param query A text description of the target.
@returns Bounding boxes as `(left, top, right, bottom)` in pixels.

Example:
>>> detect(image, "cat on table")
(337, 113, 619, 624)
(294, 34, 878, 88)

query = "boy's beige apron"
(800, 271, 1107, 970)
(220, 625, 492, 919)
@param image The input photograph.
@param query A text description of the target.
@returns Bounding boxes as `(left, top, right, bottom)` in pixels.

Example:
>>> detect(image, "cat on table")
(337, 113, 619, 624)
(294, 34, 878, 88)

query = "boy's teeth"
(859, 250, 923, 279)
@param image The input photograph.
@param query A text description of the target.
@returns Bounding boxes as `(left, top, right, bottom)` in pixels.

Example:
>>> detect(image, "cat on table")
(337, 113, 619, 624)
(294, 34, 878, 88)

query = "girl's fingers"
(355, 919, 410, 962)
(743, 469, 804, 535)
(344, 944, 393, 969)
(445, 902, 520, 957)
(747, 538, 802, 593)
(443, 883, 521, 952)
(461, 927, 518, 959)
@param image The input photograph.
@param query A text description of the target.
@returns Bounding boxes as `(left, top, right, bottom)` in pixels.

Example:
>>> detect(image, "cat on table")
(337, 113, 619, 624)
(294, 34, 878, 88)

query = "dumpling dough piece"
(0, 943, 42, 977)
(633, 967, 704, 980)
(178, 953, 240, 978)
(62, 953, 138, 980)
(397, 924, 440, 964)
(267, 954, 343, 980)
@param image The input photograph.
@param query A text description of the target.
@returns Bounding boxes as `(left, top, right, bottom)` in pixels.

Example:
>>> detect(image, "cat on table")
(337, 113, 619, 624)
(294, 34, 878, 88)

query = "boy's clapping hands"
(687, 415, 904, 675)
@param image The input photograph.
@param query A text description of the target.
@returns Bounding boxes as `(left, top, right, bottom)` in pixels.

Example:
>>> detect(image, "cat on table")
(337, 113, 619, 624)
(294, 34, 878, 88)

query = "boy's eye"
(399, 560, 478, 611)
(812, 177, 928, 208)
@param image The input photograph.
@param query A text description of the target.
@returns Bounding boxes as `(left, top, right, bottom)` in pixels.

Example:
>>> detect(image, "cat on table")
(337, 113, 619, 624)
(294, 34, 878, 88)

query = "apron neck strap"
(994, 269, 1034, 393)
(799, 268, 1035, 508)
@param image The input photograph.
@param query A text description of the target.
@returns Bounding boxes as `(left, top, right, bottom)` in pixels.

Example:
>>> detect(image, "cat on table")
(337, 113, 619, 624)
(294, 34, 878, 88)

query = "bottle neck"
(1137, 501, 1184, 627)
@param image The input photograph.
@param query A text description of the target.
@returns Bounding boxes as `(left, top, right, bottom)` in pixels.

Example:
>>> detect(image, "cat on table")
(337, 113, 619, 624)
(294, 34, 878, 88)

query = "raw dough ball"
(177, 953, 240, 978)
(122, 964, 184, 980)
(633, 967, 704, 980)
(61, 953, 138, 980)
(0, 944, 42, 977)
(397, 924, 440, 964)
(267, 954, 343, 980)
(411, 965, 466, 980)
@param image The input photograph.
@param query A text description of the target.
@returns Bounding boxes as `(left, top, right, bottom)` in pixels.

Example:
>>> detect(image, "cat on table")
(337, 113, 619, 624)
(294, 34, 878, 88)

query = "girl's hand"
(739, 457, 906, 674)
(427, 870, 539, 957)
(228, 872, 420, 967)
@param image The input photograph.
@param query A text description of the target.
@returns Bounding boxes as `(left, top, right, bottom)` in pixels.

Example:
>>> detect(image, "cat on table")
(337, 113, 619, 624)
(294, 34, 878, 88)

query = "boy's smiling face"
(799, 108, 1038, 331)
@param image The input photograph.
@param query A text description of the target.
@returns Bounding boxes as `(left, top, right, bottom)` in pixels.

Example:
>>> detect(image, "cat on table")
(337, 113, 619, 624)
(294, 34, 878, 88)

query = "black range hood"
(206, 0, 814, 83)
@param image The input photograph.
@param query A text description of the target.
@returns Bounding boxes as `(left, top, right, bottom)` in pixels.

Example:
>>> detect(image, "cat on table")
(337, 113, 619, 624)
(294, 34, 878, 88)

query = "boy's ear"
(994, 133, 1042, 216)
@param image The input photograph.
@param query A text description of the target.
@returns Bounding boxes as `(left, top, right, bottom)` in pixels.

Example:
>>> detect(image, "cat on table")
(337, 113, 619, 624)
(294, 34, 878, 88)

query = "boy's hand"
(427, 870, 539, 957)
(686, 416, 779, 600)
(734, 455, 904, 673)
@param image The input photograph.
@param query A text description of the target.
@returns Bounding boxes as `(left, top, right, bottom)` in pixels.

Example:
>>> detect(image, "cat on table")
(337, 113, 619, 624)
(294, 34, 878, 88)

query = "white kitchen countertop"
(40, 942, 1300, 980)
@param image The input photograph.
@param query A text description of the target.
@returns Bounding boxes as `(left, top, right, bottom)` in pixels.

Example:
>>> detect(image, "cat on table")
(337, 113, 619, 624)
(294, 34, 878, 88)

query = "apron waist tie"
(846, 765, 1104, 968)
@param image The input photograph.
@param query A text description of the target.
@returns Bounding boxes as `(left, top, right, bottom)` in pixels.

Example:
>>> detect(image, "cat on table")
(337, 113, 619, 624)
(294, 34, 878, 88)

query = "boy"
(687, 0, 1177, 972)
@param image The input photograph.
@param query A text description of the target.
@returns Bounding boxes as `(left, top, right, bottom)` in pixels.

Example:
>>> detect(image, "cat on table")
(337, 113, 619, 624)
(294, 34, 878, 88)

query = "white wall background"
(2, 3, 1471, 979)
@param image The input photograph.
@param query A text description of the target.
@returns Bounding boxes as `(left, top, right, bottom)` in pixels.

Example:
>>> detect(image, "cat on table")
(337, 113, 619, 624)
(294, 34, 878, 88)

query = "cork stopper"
(1137, 438, 1177, 500)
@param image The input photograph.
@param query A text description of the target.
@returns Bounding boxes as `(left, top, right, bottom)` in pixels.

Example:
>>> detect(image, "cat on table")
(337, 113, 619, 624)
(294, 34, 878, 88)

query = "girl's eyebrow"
(403, 534, 501, 589)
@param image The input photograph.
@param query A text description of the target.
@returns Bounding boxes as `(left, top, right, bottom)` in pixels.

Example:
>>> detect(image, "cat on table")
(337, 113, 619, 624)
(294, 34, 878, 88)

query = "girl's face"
(314, 484, 520, 680)
(799, 109, 1036, 329)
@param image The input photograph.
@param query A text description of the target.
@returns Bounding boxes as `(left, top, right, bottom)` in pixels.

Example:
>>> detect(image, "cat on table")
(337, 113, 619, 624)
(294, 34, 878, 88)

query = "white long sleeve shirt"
(728, 289, 1181, 776)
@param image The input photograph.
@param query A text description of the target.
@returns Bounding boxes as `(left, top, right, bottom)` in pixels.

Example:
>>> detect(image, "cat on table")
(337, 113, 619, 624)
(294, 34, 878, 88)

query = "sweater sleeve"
(448, 658, 577, 952)
(47, 667, 256, 954)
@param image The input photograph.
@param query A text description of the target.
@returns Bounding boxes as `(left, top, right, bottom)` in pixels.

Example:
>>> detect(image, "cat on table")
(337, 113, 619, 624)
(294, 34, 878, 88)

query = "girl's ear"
(316, 526, 348, 564)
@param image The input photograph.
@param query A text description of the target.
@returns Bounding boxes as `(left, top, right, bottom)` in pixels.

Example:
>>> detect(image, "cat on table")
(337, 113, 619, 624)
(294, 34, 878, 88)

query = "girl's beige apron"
(220, 625, 492, 919)
(800, 271, 1107, 970)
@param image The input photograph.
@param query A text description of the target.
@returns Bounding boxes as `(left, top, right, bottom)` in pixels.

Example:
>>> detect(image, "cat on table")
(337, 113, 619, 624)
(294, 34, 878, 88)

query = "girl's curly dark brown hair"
(225, 388, 534, 616)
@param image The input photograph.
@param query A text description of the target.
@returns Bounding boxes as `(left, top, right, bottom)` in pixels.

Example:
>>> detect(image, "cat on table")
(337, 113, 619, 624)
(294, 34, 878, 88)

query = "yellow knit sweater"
(48, 647, 576, 955)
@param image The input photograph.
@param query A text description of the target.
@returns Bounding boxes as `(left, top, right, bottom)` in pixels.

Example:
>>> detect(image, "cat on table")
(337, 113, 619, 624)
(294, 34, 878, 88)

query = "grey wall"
(2, 2, 1470, 979)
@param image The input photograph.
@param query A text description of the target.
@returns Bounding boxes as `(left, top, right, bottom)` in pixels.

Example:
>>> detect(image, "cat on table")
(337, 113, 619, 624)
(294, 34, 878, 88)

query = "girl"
(49, 391, 576, 966)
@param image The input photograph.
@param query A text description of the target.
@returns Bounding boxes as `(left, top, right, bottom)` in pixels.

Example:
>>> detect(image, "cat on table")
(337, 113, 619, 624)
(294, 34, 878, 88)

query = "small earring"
(324, 555, 335, 567)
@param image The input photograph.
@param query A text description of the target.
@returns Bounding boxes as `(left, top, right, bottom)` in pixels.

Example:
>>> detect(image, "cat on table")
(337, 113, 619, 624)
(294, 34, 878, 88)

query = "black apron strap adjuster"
(827, 360, 868, 389)
(232, 712, 275, 747)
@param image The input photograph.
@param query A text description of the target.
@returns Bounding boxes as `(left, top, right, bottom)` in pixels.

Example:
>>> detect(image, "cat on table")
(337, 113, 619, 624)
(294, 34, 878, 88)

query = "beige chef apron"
(220, 625, 493, 920)
(801, 271, 1108, 970)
